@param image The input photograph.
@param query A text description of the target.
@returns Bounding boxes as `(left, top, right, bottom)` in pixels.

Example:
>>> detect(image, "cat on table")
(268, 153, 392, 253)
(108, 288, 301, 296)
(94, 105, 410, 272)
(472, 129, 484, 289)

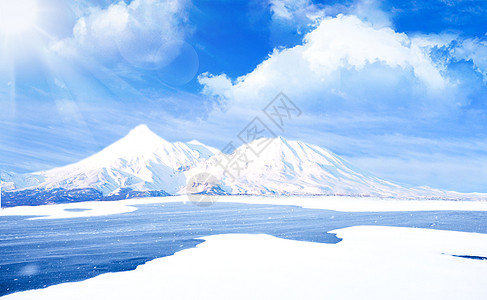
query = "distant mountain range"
(1, 125, 484, 207)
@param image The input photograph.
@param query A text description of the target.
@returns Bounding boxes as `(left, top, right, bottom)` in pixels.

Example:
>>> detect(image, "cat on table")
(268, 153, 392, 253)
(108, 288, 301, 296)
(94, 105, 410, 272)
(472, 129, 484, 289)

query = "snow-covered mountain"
(185, 137, 417, 197)
(3, 124, 482, 207)
(9, 125, 216, 195)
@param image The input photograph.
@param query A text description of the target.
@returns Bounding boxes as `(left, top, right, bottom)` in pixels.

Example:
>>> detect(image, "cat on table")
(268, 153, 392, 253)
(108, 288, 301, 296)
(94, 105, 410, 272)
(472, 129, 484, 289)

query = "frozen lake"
(1, 201, 486, 296)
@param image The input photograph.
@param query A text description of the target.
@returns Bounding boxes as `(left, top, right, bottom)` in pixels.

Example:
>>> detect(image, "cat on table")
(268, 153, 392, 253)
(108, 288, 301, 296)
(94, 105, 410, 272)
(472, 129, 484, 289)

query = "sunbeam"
(0, 0, 38, 36)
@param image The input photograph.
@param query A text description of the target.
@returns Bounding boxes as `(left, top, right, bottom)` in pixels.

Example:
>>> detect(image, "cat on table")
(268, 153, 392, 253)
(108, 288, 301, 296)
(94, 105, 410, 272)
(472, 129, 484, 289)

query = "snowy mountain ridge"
(1, 124, 484, 206)
(185, 136, 439, 198)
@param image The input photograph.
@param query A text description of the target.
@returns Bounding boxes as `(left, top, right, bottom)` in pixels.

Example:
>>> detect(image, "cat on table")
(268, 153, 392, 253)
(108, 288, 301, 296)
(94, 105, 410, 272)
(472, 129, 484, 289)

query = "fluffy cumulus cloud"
(52, 0, 190, 69)
(199, 14, 453, 114)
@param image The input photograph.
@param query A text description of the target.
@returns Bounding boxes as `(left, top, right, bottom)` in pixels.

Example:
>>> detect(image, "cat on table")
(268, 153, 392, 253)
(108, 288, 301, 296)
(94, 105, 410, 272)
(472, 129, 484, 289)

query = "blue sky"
(1, 0, 487, 192)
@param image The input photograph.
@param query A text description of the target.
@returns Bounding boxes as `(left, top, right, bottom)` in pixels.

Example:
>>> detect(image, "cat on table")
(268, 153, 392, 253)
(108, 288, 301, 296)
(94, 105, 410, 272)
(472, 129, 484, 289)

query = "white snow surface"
(3, 226, 487, 300)
(0, 200, 137, 220)
(2, 195, 487, 220)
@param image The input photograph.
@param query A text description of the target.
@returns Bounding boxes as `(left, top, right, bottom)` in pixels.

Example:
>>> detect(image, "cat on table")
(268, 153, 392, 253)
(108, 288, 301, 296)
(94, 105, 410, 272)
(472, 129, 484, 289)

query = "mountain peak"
(127, 124, 158, 138)
(248, 136, 288, 146)
(272, 136, 291, 145)
(187, 139, 204, 145)
(119, 124, 172, 147)
(249, 136, 296, 152)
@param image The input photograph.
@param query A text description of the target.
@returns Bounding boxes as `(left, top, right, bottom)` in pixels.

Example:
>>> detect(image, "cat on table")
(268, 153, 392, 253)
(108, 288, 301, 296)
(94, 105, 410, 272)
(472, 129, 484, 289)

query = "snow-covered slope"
(25, 125, 212, 195)
(186, 140, 219, 159)
(0, 171, 43, 191)
(185, 137, 436, 197)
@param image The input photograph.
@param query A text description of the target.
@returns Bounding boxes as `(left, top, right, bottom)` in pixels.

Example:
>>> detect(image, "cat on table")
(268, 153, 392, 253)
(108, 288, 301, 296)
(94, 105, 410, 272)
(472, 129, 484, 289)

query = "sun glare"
(0, 0, 38, 36)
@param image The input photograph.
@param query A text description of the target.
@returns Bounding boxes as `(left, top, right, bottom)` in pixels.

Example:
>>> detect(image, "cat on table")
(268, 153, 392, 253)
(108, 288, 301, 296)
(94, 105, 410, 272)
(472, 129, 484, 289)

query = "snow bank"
(3, 226, 487, 300)
(2, 195, 487, 220)
(0, 201, 137, 220)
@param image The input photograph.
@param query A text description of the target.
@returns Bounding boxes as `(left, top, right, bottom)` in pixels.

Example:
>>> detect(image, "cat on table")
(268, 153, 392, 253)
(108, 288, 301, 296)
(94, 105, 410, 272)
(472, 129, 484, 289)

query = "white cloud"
(302, 16, 446, 89)
(269, 0, 324, 23)
(198, 73, 234, 105)
(348, 0, 392, 28)
(199, 14, 450, 109)
(453, 37, 487, 81)
(268, 0, 392, 30)
(52, 0, 190, 69)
